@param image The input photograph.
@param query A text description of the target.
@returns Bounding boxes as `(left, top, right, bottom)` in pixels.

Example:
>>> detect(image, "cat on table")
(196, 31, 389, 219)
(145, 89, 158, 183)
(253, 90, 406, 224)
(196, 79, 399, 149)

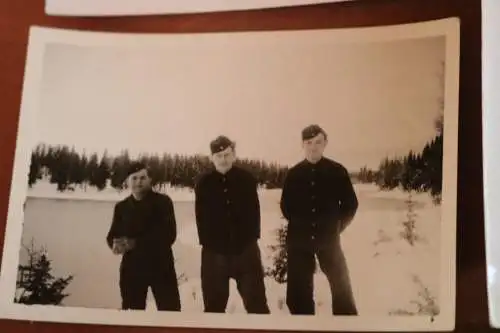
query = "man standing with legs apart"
(106, 162, 181, 311)
(280, 125, 359, 316)
(194, 135, 270, 314)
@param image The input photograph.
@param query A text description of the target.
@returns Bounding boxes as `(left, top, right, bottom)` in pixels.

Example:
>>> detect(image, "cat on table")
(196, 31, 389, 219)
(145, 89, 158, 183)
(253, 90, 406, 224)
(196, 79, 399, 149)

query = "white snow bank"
(22, 177, 441, 316)
(355, 183, 435, 204)
(26, 179, 286, 203)
(168, 189, 440, 317)
(27, 179, 434, 206)
(27, 179, 195, 202)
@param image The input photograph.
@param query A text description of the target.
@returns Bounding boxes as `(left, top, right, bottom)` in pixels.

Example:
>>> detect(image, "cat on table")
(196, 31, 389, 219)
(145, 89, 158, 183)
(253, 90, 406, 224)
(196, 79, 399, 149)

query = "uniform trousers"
(119, 249, 181, 311)
(286, 240, 357, 316)
(201, 241, 270, 314)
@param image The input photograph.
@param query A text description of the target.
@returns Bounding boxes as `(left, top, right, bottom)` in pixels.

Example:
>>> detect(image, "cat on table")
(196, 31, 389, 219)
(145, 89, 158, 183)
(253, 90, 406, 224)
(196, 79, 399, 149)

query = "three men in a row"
(106, 124, 359, 315)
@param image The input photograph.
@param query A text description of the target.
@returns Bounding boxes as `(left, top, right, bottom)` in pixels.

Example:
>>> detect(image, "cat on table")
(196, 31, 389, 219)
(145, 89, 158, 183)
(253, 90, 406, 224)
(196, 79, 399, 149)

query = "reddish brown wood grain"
(0, 0, 483, 332)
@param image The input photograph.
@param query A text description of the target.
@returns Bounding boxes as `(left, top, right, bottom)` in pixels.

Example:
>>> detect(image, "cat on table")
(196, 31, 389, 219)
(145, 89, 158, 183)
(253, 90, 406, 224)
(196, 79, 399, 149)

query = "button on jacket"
(195, 166, 261, 255)
(280, 157, 358, 246)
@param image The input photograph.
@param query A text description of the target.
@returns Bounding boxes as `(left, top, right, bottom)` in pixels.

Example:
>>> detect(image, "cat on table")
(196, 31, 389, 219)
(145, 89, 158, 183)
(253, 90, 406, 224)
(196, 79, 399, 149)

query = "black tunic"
(280, 157, 358, 247)
(194, 166, 261, 255)
(106, 190, 177, 269)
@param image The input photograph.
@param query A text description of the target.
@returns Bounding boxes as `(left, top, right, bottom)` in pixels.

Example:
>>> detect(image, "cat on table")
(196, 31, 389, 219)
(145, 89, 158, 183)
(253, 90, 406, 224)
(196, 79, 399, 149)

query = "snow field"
(24, 180, 441, 316)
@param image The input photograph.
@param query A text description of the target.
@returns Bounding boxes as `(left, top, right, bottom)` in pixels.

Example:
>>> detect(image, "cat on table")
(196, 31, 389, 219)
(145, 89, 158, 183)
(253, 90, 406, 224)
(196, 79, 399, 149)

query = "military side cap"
(126, 162, 147, 178)
(302, 124, 326, 140)
(210, 135, 234, 154)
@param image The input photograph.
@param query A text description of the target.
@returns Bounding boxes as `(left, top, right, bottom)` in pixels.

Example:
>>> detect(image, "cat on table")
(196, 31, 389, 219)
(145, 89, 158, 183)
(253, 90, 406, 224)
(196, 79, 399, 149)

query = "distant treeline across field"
(27, 133, 442, 201)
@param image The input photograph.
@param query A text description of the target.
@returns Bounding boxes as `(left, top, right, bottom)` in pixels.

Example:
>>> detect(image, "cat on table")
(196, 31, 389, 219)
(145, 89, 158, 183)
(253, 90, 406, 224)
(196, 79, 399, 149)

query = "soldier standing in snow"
(280, 124, 359, 315)
(194, 135, 270, 314)
(106, 162, 181, 311)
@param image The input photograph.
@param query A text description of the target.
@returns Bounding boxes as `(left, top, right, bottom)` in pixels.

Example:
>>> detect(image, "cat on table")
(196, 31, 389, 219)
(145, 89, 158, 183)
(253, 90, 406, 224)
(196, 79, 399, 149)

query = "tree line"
(27, 143, 290, 191)
(355, 132, 443, 201)
(27, 135, 443, 199)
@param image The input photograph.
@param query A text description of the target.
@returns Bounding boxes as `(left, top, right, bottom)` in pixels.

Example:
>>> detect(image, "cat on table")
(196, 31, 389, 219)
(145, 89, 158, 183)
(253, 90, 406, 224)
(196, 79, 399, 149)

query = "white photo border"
(0, 18, 460, 331)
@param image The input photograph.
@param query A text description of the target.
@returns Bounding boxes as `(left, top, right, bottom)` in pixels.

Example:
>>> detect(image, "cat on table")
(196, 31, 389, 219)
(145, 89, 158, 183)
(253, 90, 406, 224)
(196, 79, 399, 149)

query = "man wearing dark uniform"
(106, 162, 181, 311)
(280, 124, 359, 316)
(194, 135, 270, 314)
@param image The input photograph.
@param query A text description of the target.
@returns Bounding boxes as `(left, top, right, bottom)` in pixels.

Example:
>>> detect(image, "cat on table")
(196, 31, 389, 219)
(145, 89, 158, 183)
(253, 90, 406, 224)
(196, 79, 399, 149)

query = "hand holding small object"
(112, 238, 128, 255)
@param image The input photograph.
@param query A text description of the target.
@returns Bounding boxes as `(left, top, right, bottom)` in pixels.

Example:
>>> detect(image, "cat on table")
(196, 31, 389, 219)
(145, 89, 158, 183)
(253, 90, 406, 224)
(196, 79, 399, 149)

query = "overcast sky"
(37, 33, 445, 171)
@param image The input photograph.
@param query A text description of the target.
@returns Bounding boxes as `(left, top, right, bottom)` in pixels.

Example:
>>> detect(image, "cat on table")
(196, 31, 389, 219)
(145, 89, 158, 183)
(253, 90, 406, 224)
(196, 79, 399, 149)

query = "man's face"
(127, 169, 152, 195)
(211, 147, 236, 173)
(302, 133, 327, 162)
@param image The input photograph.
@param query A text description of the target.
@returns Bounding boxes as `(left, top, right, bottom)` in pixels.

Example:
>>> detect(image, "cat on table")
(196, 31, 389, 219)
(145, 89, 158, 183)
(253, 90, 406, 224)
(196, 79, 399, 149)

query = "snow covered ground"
(27, 179, 197, 202)
(20, 179, 441, 317)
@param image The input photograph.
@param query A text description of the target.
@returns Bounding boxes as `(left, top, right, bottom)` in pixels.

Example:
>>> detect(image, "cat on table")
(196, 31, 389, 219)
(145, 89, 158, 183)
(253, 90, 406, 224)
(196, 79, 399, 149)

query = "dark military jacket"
(194, 166, 261, 255)
(106, 190, 177, 268)
(280, 157, 358, 247)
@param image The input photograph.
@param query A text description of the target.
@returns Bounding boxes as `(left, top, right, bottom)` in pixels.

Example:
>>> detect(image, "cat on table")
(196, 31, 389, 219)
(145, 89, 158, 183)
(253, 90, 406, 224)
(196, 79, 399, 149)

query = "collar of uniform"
(213, 165, 236, 178)
(129, 188, 154, 202)
(303, 157, 325, 168)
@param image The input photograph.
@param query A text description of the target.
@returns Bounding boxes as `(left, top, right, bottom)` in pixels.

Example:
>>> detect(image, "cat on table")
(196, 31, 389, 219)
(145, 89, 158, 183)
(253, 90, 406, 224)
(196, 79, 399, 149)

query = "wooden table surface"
(0, 0, 484, 332)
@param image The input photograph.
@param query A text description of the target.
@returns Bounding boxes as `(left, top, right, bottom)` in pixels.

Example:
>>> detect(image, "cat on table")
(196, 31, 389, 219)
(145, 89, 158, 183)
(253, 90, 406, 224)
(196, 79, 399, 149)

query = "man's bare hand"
(112, 238, 128, 255)
(112, 237, 136, 255)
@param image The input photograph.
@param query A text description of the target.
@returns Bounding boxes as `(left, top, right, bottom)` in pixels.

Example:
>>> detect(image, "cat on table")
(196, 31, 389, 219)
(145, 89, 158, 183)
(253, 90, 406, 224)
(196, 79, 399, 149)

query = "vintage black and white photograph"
(0, 19, 459, 332)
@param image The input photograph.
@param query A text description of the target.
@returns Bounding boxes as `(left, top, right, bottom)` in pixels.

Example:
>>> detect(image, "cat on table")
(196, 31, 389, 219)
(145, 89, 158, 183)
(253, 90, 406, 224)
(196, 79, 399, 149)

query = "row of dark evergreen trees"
(27, 144, 290, 191)
(355, 132, 443, 201)
(27, 132, 443, 199)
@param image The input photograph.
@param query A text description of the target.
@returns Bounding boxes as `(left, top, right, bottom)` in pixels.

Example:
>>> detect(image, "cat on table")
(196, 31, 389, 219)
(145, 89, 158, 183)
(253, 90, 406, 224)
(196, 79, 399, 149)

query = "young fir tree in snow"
(389, 274, 439, 317)
(15, 240, 74, 305)
(266, 223, 288, 284)
(401, 191, 419, 246)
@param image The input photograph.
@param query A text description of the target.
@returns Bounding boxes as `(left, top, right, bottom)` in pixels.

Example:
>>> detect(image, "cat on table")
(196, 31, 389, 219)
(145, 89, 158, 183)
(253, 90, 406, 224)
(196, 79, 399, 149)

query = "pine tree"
(426, 134, 443, 201)
(78, 153, 89, 190)
(67, 147, 82, 188)
(357, 165, 377, 184)
(93, 153, 110, 191)
(401, 191, 419, 245)
(110, 150, 131, 190)
(148, 154, 163, 187)
(266, 223, 289, 284)
(15, 240, 74, 305)
(377, 156, 404, 190)
(86, 153, 99, 188)
(49, 146, 72, 191)
(28, 151, 41, 188)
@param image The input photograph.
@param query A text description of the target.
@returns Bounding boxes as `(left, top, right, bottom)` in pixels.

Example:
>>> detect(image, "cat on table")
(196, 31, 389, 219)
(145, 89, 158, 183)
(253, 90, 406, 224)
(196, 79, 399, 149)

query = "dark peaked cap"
(126, 162, 148, 178)
(210, 135, 235, 154)
(302, 124, 327, 140)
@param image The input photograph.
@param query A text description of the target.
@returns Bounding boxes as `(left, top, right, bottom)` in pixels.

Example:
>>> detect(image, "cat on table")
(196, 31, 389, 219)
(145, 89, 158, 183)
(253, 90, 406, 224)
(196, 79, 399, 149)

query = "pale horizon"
(37, 34, 446, 172)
